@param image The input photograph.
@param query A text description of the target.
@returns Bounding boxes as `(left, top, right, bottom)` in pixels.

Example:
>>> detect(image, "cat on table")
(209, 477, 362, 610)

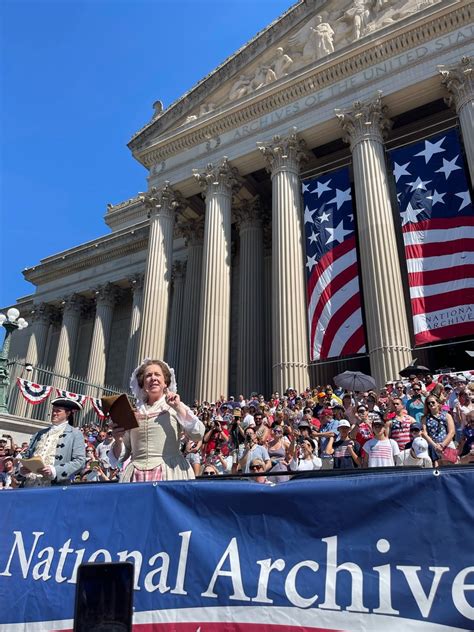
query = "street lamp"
(0, 308, 28, 413)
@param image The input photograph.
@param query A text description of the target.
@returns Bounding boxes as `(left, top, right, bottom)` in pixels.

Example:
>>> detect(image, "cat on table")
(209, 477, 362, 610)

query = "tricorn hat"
(51, 397, 83, 412)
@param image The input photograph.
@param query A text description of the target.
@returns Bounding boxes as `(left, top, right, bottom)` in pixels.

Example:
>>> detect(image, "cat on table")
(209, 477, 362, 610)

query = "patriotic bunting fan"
(17, 378, 53, 405)
(90, 397, 106, 420)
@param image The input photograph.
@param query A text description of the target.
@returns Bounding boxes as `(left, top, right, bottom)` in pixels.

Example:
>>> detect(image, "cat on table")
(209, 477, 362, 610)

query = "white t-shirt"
(289, 456, 322, 471)
(399, 449, 432, 468)
(363, 438, 400, 467)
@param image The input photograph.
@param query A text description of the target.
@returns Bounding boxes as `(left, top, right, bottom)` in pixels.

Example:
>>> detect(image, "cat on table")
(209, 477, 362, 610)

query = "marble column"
(122, 274, 144, 390)
(258, 130, 311, 394)
(14, 303, 52, 417)
(86, 284, 118, 390)
(177, 220, 204, 404)
(335, 93, 412, 386)
(234, 197, 265, 397)
(193, 158, 241, 402)
(439, 56, 474, 186)
(137, 182, 184, 362)
(263, 221, 273, 397)
(53, 294, 84, 389)
(165, 260, 186, 375)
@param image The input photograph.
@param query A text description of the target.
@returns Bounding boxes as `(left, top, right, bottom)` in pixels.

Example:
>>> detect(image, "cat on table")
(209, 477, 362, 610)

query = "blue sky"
(1, 0, 292, 308)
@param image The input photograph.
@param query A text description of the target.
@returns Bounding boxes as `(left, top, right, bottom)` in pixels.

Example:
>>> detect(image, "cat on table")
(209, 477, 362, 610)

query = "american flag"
(389, 129, 474, 346)
(302, 167, 366, 361)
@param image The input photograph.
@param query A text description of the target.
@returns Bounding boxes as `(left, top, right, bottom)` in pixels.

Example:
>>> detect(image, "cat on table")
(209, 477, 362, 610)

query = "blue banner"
(1, 470, 473, 631)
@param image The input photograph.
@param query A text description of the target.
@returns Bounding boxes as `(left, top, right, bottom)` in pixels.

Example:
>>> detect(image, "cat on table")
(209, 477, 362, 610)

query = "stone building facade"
(7, 0, 474, 404)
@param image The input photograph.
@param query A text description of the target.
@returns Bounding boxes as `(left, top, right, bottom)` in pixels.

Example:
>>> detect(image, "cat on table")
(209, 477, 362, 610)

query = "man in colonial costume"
(21, 397, 86, 487)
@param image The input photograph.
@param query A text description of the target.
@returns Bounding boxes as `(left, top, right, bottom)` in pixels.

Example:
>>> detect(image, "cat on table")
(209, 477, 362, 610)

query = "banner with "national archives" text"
(0, 470, 473, 631)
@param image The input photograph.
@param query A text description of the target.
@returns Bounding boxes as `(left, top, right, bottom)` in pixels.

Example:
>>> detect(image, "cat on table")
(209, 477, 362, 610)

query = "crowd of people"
(1, 363, 473, 489)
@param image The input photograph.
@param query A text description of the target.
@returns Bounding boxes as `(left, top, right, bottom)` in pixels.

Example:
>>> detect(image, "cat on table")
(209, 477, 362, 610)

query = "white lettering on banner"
(231, 24, 474, 141)
(2, 530, 474, 621)
(201, 537, 251, 601)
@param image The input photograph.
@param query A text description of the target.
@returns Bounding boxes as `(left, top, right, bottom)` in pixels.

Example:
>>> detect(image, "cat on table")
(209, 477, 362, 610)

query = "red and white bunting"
(17, 378, 53, 405)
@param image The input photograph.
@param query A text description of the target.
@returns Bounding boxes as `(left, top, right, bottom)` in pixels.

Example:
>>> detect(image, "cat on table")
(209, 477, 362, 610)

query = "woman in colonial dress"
(110, 359, 204, 482)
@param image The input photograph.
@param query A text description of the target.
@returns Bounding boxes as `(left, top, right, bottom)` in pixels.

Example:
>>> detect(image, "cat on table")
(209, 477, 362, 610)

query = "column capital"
(335, 92, 392, 151)
(172, 260, 187, 282)
(30, 302, 53, 324)
(128, 273, 145, 293)
(257, 128, 310, 176)
(193, 157, 242, 197)
(93, 283, 120, 308)
(140, 182, 184, 219)
(233, 197, 263, 231)
(60, 293, 84, 315)
(175, 217, 205, 246)
(439, 56, 473, 113)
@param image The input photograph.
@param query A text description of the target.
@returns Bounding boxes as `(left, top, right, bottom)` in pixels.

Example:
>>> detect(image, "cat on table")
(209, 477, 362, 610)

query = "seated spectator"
(326, 420, 361, 469)
(200, 463, 220, 477)
(362, 418, 401, 467)
(399, 437, 432, 468)
(404, 421, 423, 449)
(288, 437, 322, 471)
(249, 457, 275, 485)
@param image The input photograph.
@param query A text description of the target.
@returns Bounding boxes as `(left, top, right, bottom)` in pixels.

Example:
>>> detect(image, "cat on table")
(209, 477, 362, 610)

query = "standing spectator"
(422, 396, 456, 467)
(200, 463, 220, 477)
(96, 429, 115, 475)
(183, 438, 202, 476)
(239, 427, 271, 473)
(0, 457, 19, 489)
(314, 408, 339, 470)
(399, 437, 432, 468)
(393, 382, 409, 406)
(386, 398, 416, 450)
(362, 418, 401, 467)
(326, 420, 361, 469)
(406, 385, 425, 424)
(458, 412, 474, 464)
(424, 373, 436, 392)
(288, 437, 322, 471)
(350, 405, 374, 451)
(404, 422, 423, 449)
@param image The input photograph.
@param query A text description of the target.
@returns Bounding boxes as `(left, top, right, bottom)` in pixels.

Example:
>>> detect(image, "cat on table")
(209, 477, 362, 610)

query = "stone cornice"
(104, 195, 146, 230)
(132, 1, 472, 168)
(23, 223, 149, 286)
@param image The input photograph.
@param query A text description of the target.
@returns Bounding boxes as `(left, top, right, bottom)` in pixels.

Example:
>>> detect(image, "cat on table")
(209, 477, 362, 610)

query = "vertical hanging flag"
(389, 129, 474, 346)
(302, 167, 366, 361)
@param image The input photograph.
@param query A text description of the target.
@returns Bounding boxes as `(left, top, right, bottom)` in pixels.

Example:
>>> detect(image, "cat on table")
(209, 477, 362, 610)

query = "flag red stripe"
(408, 265, 474, 287)
(411, 290, 472, 316)
(307, 236, 355, 297)
(309, 261, 359, 352)
(415, 321, 474, 345)
(319, 293, 361, 359)
(402, 216, 474, 233)
(405, 238, 474, 259)
(340, 325, 366, 357)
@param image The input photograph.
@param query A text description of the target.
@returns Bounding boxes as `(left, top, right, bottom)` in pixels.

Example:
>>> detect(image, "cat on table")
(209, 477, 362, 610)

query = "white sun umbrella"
(334, 370, 377, 393)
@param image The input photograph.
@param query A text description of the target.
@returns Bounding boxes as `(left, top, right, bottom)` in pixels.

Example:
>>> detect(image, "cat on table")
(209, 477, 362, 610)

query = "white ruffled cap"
(130, 358, 177, 405)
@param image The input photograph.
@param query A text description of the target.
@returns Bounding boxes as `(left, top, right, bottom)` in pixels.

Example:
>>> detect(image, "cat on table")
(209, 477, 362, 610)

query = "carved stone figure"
(229, 74, 252, 100)
(272, 47, 293, 79)
(310, 15, 335, 59)
(251, 65, 277, 91)
(151, 100, 163, 120)
(346, 0, 371, 40)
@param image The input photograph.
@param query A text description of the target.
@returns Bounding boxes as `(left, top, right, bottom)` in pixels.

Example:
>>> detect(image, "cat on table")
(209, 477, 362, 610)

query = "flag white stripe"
(406, 251, 474, 273)
(307, 249, 357, 316)
(326, 307, 364, 358)
(312, 276, 361, 358)
(412, 304, 474, 335)
(410, 278, 474, 298)
(403, 225, 473, 246)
